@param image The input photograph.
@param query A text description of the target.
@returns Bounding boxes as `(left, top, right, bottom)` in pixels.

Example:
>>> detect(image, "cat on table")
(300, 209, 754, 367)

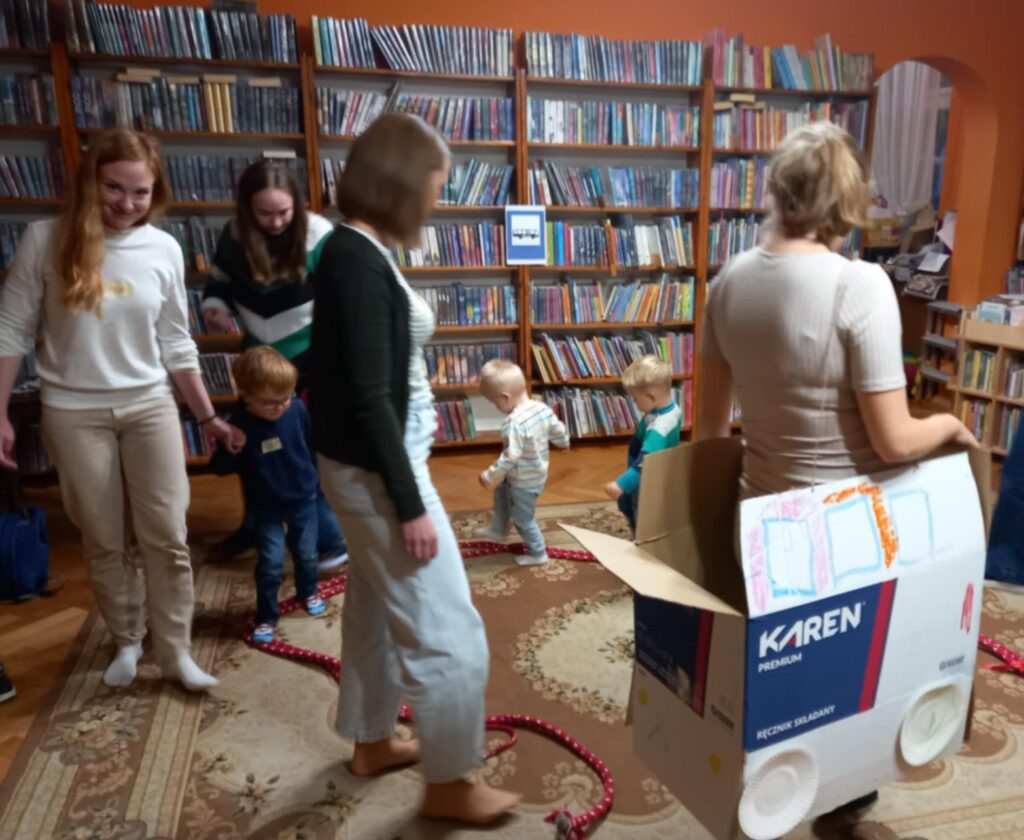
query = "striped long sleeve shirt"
(484, 398, 570, 488)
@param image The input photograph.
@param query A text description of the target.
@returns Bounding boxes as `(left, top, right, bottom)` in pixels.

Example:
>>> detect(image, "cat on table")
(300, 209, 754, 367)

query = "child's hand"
(605, 481, 624, 500)
(227, 424, 247, 453)
(479, 472, 494, 489)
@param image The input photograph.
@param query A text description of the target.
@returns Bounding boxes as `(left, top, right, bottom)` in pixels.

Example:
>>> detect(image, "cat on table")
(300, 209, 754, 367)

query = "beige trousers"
(41, 395, 195, 662)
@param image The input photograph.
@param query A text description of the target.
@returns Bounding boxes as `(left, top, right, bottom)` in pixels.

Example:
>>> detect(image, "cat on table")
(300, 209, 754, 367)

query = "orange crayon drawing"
(824, 484, 899, 568)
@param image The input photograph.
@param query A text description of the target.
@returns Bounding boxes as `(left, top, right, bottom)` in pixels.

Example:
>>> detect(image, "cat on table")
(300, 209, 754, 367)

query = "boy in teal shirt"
(606, 354, 682, 534)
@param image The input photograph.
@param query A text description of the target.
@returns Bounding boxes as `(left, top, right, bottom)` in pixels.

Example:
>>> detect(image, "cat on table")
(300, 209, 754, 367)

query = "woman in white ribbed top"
(0, 129, 241, 691)
(699, 121, 976, 500)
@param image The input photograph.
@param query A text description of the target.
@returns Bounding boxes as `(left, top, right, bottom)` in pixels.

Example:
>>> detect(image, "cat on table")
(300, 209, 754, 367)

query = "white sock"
(103, 643, 143, 687)
(168, 652, 218, 692)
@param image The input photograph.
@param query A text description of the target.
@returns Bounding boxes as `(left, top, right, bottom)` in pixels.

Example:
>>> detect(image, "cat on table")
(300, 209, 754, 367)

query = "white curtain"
(870, 61, 943, 218)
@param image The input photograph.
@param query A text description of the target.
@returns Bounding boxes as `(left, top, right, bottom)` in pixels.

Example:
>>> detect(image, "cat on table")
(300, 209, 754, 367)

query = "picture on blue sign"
(505, 205, 547, 264)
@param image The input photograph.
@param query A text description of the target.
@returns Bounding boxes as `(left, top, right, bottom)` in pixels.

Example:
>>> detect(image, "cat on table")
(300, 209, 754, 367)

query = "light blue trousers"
(491, 480, 546, 557)
(318, 402, 489, 783)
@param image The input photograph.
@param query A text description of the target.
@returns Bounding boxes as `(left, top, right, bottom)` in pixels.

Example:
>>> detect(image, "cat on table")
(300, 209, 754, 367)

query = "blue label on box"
(743, 580, 897, 751)
(635, 594, 714, 717)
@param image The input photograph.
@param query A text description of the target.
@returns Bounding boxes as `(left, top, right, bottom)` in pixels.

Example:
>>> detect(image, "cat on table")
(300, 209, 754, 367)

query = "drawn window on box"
(889, 489, 934, 565)
(825, 494, 884, 582)
(763, 517, 816, 597)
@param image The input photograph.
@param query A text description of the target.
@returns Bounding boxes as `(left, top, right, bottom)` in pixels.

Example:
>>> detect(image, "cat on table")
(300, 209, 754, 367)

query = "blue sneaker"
(305, 595, 326, 616)
(252, 624, 275, 644)
(0, 663, 15, 703)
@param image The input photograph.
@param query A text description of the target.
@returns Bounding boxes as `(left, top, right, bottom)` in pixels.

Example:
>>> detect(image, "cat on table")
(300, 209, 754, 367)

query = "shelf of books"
(521, 31, 704, 441)
(0, 0, 68, 493)
(706, 29, 875, 264)
(309, 17, 521, 448)
(952, 310, 1024, 457)
(0, 11, 881, 474)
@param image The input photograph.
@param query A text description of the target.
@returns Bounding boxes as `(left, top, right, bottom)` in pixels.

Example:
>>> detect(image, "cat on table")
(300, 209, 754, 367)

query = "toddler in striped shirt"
(477, 359, 570, 565)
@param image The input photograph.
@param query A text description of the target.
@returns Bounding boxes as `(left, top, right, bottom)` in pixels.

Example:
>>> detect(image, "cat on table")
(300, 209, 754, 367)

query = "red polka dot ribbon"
(979, 633, 1024, 677)
(243, 539, 613, 838)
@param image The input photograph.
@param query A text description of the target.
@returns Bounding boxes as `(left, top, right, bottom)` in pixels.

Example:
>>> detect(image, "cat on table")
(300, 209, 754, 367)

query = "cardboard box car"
(565, 437, 989, 840)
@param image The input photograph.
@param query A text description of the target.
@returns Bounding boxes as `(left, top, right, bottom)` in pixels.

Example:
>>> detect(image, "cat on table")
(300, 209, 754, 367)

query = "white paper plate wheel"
(738, 748, 820, 840)
(900, 681, 968, 767)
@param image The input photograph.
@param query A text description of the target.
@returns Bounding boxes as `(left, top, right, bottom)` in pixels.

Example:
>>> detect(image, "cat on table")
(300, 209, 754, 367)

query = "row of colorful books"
(1004, 358, 1024, 400)
(0, 152, 65, 199)
(712, 99, 869, 150)
(311, 17, 514, 78)
(159, 218, 219, 272)
(198, 353, 237, 398)
(525, 33, 703, 86)
(181, 417, 212, 457)
(708, 215, 761, 265)
(526, 99, 700, 147)
(542, 382, 693, 438)
(71, 73, 302, 134)
(424, 342, 516, 387)
(0, 74, 58, 126)
(998, 407, 1021, 452)
(544, 217, 695, 268)
(708, 30, 873, 92)
(420, 284, 518, 327)
(960, 398, 989, 442)
(394, 223, 506, 269)
(710, 157, 769, 210)
(0, 220, 26, 268)
(531, 276, 694, 325)
(527, 161, 700, 209)
(316, 87, 516, 142)
(0, 0, 49, 51)
(66, 2, 297, 63)
(961, 349, 997, 393)
(441, 160, 514, 208)
(435, 397, 477, 443)
(167, 153, 305, 204)
(531, 332, 694, 382)
(185, 290, 242, 336)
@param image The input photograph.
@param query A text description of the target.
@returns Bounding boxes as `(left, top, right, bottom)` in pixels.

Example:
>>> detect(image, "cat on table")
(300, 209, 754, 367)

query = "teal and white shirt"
(484, 398, 570, 488)
(615, 401, 682, 494)
(201, 212, 334, 371)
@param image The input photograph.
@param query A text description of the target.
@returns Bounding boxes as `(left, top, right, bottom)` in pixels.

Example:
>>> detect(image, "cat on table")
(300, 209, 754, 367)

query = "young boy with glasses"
(210, 346, 335, 642)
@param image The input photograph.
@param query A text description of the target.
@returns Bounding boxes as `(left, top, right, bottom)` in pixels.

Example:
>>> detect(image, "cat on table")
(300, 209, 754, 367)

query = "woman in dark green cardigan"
(311, 114, 520, 825)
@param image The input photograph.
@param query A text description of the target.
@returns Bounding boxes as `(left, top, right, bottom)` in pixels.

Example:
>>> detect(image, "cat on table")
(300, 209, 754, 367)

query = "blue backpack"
(0, 507, 52, 602)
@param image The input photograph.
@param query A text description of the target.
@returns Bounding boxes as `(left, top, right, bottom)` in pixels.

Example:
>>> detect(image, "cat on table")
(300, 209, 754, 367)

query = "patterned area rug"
(2, 501, 1024, 839)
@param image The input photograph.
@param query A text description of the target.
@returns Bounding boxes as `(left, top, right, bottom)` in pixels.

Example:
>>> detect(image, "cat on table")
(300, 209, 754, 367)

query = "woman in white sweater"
(0, 129, 240, 691)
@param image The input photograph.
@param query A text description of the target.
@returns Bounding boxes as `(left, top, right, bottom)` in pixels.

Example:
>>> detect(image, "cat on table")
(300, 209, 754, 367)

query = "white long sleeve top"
(0, 219, 200, 410)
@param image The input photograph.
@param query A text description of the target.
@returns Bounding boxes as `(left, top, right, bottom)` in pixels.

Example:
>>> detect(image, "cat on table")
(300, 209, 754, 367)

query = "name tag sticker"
(261, 437, 283, 454)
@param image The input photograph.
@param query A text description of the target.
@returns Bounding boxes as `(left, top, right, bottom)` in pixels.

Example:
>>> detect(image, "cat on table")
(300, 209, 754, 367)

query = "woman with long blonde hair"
(0, 129, 240, 690)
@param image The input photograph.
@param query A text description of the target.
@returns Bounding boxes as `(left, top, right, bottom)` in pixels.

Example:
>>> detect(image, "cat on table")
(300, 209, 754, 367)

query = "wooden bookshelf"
(0, 23, 881, 472)
(525, 76, 702, 93)
(69, 53, 302, 71)
(433, 325, 518, 335)
(527, 142, 700, 154)
(533, 321, 694, 331)
(313, 66, 514, 85)
(951, 316, 1024, 457)
(545, 206, 699, 215)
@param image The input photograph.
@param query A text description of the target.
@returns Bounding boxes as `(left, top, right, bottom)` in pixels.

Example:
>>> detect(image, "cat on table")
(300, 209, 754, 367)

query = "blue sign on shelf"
(505, 205, 547, 265)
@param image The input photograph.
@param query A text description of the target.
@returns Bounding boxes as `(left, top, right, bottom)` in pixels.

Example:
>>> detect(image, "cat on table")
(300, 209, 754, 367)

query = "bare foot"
(421, 779, 522, 825)
(349, 737, 421, 777)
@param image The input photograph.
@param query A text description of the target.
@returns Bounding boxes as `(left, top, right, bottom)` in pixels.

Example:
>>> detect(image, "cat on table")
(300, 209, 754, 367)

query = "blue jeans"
(235, 489, 345, 556)
(988, 419, 1024, 585)
(253, 496, 320, 626)
(318, 401, 489, 783)
(491, 481, 546, 557)
(617, 488, 639, 533)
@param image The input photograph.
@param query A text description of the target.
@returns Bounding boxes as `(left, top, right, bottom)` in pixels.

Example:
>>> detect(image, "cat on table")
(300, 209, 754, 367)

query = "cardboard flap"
(634, 437, 747, 611)
(561, 525, 743, 616)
